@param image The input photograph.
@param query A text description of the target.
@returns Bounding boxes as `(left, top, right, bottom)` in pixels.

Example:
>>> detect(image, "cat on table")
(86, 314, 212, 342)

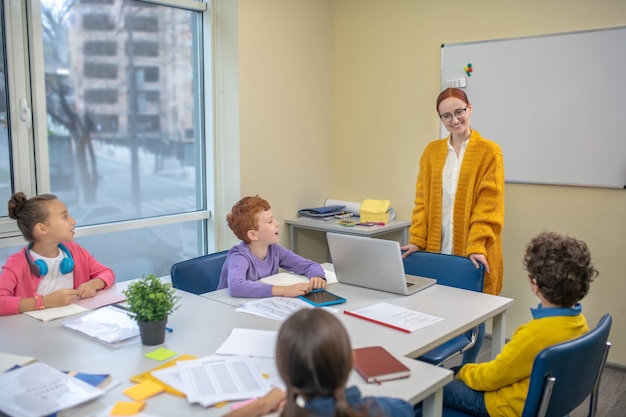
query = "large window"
(0, 0, 212, 280)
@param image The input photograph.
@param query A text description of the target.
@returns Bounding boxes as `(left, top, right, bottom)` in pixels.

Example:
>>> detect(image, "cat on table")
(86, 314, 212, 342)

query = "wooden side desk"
(0, 286, 452, 417)
(284, 217, 411, 253)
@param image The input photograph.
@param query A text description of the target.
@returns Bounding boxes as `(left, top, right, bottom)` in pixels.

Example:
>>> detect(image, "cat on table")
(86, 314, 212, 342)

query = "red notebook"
(352, 346, 411, 384)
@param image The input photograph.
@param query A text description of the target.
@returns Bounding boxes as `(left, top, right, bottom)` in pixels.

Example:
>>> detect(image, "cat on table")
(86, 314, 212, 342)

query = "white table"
(0, 286, 452, 417)
(284, 217, 411, 252)
(203, 282, 514, 361)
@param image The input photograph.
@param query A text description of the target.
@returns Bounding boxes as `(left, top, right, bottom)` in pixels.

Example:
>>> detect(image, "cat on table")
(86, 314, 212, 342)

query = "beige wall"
(237, 0, 332, 231)
(237, 0, 626, 365)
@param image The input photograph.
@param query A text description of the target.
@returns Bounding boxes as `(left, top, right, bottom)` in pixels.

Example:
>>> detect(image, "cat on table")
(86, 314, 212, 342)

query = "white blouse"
(441, 136, 469, 254)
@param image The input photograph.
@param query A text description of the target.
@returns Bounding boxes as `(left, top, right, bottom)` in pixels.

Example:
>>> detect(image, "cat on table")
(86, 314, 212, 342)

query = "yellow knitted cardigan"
(409, 129, 505, 295)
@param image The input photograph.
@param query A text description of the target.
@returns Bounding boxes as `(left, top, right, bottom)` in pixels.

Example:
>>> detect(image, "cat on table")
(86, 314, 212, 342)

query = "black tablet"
(299, 289, 347, 307)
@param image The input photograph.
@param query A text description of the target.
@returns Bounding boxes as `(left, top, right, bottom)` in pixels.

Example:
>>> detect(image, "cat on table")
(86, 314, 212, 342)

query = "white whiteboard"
(441, 27, 626, 189)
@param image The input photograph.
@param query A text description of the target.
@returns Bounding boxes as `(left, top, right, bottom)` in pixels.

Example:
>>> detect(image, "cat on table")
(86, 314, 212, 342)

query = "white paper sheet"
(324, 199, 362, 216)
(177, 356, 271, 407)
(151, 355, 284, 399)
(322, 268, 338, 284)
(151, 364, 190, 394)
(63, 306, 139, 346)
(345, 302, 444, 333)
(236, 297, 313, 321)
(216, 328, 278, 358)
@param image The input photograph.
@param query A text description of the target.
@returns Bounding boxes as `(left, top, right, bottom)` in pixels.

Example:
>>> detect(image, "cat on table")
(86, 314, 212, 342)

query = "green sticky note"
(144, 347, 178, 361)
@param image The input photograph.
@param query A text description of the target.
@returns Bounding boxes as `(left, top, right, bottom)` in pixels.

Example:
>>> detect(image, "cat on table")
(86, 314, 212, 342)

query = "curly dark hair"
(522, 231, 598, 307)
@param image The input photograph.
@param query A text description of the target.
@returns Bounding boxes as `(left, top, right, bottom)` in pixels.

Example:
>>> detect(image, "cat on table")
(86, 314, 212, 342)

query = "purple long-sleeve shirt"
(217, 242, 325, 298)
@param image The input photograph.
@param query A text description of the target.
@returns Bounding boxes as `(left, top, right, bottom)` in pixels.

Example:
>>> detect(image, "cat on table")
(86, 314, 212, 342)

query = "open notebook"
(23, 285, 126, 322)
(259, 264, 338, 286)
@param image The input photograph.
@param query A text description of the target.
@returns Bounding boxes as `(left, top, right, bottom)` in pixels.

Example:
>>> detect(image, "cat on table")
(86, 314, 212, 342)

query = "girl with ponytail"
(225, 308, 413, 417)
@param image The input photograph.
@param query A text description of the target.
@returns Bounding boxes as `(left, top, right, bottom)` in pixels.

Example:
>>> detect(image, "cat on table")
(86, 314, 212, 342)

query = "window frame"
(0, 0, 223, 257)
(0, 0, 35, 240)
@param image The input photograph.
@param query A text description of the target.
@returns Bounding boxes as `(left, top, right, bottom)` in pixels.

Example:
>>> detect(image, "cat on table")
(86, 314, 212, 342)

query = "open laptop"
(326, 232, 436, 295)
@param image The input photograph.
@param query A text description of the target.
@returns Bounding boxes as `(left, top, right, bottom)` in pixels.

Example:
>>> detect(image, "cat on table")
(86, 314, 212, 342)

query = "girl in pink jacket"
(0, 192, 115, 315)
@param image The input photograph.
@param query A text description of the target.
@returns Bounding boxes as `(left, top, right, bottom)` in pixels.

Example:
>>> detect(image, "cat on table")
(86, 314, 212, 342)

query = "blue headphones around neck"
(26, 243, 75, 277)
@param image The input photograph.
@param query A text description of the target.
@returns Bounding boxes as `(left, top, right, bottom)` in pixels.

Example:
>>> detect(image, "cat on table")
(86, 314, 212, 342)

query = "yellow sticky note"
(129, 353, 197, 397)
(110, 401, 146, 415)
(144, 347, 178, 361)
(123, 379, 165, 401)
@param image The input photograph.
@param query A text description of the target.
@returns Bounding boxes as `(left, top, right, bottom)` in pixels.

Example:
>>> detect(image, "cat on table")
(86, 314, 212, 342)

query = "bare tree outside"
(42, 1, 99, 203)
(40, 0, 200, 225)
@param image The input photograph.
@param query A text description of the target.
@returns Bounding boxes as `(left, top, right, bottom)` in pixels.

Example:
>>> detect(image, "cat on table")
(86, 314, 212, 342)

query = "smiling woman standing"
(401, 88, 505, 363)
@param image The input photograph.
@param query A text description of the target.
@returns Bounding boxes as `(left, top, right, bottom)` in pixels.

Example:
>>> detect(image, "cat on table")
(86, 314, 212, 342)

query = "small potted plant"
(122, 274, 181, 345)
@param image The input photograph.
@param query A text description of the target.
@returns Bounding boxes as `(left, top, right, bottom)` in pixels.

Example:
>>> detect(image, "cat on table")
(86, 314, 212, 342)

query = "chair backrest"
(170, 250, 229, 295)
(402, 251, 485, 292)
(522, 313, 613, 417)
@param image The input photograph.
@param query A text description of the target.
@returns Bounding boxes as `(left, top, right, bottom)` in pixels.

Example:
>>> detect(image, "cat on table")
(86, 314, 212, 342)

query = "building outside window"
(0, 0, 213, 280)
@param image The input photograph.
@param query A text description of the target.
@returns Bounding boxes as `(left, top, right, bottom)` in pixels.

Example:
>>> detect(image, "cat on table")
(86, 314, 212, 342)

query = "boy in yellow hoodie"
(442, 231, 598, 417)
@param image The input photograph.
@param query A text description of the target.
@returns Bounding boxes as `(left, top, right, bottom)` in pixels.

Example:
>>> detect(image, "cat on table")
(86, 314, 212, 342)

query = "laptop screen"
(326, 233, 436, 295)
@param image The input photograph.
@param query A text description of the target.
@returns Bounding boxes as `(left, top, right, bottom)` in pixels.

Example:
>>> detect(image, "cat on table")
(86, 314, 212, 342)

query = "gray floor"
(445, 338, 626, 417)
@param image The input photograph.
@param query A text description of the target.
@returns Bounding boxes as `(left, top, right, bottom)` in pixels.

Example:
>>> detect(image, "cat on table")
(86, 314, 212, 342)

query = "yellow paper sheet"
(123, 380, 164, 401)
(110, 401, 146, 415)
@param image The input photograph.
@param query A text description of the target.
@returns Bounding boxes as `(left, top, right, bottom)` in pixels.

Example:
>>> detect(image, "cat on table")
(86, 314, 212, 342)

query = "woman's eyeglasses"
(439, 107, 467, 123)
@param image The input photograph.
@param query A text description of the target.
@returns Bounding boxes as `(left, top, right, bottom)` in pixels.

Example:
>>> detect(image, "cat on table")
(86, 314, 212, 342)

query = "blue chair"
(442, 314, 612, 417)
(403, 251, 485, 366)
(522, 313, 612, 417)
(170, 250, 229, 295)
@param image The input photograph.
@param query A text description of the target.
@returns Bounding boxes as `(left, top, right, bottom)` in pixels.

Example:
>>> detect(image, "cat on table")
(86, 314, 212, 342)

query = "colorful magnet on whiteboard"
(465, 63, 473, 77)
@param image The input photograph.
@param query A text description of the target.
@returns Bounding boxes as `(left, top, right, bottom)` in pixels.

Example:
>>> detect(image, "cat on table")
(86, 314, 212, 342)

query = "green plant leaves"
(122, 274, 181, 322)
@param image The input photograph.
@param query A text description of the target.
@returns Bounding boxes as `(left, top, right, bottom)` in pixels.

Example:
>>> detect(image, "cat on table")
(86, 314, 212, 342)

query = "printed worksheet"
(345, 302, 443, 333)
